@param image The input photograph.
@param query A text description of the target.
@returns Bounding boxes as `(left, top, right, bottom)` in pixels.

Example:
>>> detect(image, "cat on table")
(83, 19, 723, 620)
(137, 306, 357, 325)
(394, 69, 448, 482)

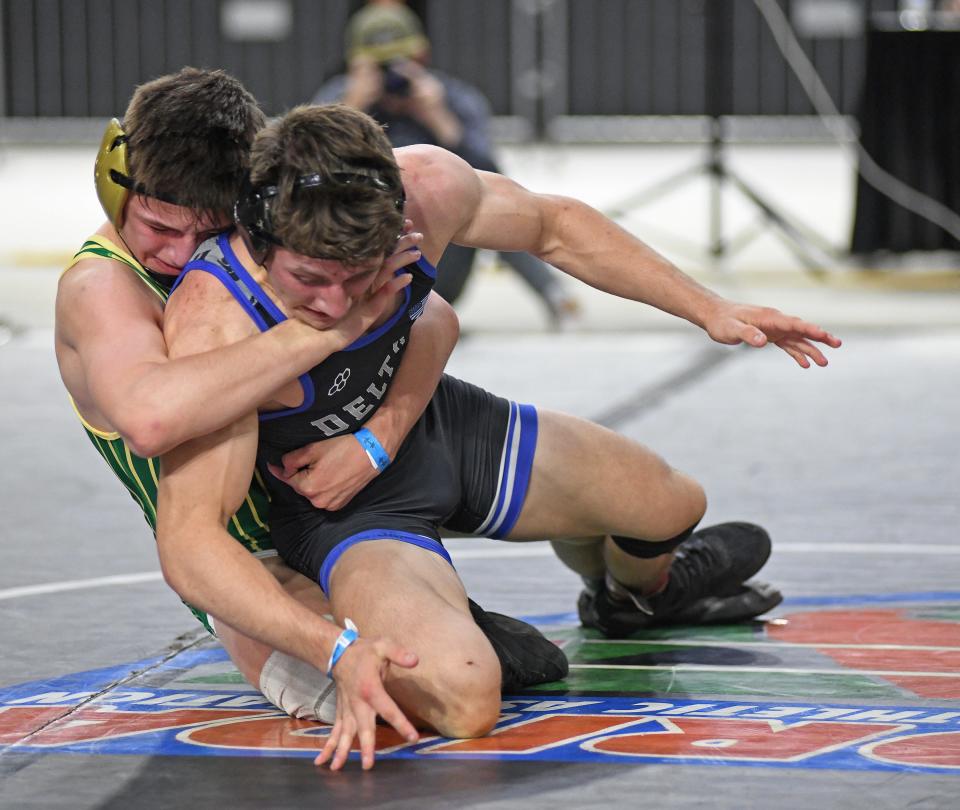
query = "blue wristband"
(326, 619, 359, 677)
(354, 427, 391, 472)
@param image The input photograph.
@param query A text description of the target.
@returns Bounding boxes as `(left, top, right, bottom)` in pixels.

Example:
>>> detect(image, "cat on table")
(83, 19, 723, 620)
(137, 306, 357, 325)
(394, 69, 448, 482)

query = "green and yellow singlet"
(65, 235, 274, 633)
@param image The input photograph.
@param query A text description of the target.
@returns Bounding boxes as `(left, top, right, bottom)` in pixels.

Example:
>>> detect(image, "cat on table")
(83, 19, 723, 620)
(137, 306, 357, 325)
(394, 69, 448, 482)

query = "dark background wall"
(1, 0, 898, 126)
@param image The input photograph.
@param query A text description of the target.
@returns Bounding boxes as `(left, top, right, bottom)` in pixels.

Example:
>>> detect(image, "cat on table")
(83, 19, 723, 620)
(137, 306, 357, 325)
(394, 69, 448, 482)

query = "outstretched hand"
(703, 301, 842, 367)
(314, 634, 419, 771)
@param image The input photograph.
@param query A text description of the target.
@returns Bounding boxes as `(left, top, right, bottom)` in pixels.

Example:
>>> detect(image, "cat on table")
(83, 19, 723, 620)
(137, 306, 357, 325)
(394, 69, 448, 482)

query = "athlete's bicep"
(57, 263, 169, 420)
(452, 171, 552, 255)
(399, 146, 554, 264)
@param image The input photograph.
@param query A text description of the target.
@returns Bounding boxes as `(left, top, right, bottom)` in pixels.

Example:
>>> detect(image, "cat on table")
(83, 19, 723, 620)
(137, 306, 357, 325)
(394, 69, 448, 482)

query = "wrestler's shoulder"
(58, 253, 158, 310)
(395, 144, 472, 177)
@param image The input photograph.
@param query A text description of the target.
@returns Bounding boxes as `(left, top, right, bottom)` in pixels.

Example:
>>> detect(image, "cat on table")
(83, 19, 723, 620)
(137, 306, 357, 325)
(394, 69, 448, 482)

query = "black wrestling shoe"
(468, 599, 569, 691)
(578, 522, 783, 637)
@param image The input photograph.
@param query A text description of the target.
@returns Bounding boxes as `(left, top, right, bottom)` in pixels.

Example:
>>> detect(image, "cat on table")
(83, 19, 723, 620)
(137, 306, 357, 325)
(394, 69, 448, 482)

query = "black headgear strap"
(234, 164, 405, 257)
(103, 124, 183, 207)
(109, 167, 182, 207)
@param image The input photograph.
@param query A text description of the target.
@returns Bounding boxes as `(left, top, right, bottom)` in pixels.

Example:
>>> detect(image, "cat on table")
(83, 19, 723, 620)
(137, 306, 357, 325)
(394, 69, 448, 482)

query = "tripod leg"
(604, 162, 707, 221)
(710, 162, 724, 259)
(726, 171, 839, 272)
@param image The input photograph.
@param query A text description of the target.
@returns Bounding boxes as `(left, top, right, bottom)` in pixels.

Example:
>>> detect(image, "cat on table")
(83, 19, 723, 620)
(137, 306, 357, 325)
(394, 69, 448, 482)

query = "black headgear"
(234, 164, 405, 257)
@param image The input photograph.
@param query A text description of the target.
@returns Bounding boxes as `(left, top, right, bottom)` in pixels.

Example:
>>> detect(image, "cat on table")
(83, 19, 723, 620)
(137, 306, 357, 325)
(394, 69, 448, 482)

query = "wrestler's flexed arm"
(56, 228, 428, 459)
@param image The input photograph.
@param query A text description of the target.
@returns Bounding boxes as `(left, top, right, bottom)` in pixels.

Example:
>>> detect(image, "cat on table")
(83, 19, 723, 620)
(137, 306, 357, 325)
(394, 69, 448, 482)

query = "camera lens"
(381, 63, 411, 97)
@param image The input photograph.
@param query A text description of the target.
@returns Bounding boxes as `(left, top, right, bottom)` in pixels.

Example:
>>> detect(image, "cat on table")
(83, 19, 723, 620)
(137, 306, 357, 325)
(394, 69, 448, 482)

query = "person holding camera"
(313, 0, 580, 327)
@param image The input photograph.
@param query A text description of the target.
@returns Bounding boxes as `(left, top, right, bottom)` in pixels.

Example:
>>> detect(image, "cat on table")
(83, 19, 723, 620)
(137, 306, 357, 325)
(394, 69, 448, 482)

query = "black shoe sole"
(664, 580, 783, 625)
(578, 580, 783, 637)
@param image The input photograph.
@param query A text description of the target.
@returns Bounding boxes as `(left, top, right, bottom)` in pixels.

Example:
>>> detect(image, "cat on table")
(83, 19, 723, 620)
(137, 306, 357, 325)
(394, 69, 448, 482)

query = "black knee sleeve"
(611, 522, 698, 559)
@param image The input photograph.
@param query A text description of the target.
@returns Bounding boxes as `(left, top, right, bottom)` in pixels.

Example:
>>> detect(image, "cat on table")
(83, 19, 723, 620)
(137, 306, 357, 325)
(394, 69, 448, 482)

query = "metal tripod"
(604, 1, 838, 272)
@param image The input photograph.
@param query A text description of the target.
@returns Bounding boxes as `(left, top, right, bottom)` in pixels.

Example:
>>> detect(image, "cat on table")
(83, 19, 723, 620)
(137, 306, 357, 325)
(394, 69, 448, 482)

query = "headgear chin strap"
(94, 118, 181, 228)
(233, 165, 406, 259)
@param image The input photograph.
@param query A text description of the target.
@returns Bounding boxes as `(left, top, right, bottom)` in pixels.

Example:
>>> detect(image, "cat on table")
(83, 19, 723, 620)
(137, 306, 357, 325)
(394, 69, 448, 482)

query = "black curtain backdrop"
(851, 29, 960, 254)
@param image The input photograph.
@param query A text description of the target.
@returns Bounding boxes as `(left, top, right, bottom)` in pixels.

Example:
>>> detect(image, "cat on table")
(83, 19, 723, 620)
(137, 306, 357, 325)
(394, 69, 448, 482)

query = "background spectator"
(313, 0, 580, 329)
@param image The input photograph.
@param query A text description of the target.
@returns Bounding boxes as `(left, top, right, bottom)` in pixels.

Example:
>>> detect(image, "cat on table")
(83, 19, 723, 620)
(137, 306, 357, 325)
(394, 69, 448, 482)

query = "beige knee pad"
(258, 651, 337, 724)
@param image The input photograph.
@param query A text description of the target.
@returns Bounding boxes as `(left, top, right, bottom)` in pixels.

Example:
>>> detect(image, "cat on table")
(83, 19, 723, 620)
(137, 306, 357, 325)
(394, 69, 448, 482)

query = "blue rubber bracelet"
(326, 622, 359, 677)
(354, 427, 391, 472)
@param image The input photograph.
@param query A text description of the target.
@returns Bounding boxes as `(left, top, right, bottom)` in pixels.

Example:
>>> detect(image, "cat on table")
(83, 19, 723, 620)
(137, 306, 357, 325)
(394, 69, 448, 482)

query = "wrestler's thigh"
(328, 539, 498, 675)
(509, 409, 705, 541)
(328, 539, 501, 734)
(262, 555, 331, 614)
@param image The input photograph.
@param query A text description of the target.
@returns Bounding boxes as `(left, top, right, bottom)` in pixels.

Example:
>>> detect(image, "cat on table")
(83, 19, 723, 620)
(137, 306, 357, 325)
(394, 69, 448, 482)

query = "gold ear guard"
(94, 118, 130, 227)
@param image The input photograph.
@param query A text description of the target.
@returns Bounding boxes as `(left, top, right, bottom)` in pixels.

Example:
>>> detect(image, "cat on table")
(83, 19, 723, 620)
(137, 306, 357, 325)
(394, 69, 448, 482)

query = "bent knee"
(430, 644, 502, 739)
(435, 688, 500, 739)
(641, 471, 706, 541)
(437, 700, 500, 739)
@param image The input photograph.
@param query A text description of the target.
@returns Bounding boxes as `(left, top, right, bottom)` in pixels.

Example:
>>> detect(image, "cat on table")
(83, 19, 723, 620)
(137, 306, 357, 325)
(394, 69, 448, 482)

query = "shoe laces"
(655, 536, 726, 609)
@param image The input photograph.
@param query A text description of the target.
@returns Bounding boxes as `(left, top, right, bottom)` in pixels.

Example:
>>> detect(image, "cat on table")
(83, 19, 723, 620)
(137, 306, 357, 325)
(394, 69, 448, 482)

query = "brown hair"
(249, 104, 404, 261)
(123, 67, 265, 221)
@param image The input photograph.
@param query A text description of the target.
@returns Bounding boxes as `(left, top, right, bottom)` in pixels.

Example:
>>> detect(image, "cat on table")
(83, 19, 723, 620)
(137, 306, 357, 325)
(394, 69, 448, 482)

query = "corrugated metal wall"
(1, 0, 899, 128)
(2, 0, 354, 117)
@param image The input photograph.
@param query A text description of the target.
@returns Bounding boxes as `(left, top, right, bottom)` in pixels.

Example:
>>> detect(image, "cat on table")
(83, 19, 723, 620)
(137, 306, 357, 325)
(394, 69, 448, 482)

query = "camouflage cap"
(345, 3, 429, 63)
